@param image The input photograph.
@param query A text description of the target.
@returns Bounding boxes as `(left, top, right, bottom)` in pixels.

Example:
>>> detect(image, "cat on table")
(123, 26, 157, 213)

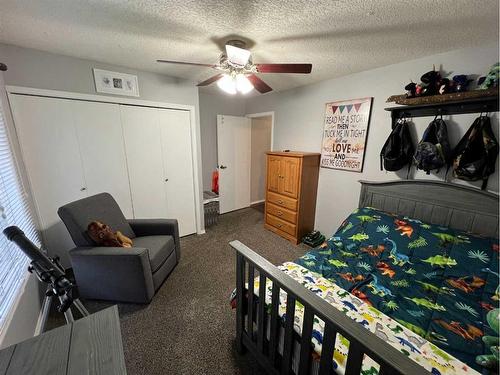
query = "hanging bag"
(380, 118, 415, 176)
(452, 115, 498, 190)
(413, 116, 451, 174)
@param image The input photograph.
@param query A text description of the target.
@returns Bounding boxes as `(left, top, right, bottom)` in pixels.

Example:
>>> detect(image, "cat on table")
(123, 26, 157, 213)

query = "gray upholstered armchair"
(58, 193, 180, 303)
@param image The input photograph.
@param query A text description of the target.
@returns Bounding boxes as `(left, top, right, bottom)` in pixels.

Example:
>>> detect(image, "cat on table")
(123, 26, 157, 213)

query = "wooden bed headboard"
(359, 180, 499, 238)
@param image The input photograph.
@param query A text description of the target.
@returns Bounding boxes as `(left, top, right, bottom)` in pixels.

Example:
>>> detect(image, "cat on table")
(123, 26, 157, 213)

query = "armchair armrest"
(69, 246, 155, 303)
(127, 219, 180, 261)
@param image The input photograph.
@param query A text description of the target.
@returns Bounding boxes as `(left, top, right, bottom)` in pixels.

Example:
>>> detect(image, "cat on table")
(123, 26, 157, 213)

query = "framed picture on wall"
(93, 68, 140, 97)
(320, 97, 373, 172)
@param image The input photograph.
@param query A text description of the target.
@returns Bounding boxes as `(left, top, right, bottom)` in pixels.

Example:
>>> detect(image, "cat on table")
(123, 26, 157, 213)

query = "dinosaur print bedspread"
(253, 263, 479, 374)
(291, 207, 499, 373)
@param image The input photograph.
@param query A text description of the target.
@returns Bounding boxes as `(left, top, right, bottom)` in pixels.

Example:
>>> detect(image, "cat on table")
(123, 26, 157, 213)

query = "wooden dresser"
(264, 151, 320, 244)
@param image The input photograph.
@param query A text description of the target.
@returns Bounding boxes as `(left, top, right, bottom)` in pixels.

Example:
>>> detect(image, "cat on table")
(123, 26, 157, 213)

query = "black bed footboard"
(231, 240, 428, 375)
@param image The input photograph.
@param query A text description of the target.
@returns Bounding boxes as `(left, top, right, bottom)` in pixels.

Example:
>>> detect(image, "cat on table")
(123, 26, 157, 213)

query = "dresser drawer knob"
(277, 211, 283, 216)
(277, 224, 282, 228)
(278, 200, 283, 204)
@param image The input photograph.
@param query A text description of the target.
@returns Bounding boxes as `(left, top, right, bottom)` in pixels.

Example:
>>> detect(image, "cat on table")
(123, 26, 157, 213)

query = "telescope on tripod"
(3, 226, 89, 330)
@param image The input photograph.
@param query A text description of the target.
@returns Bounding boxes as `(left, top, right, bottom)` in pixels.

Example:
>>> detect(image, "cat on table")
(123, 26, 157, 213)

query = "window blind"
(0, 95, 41, 333)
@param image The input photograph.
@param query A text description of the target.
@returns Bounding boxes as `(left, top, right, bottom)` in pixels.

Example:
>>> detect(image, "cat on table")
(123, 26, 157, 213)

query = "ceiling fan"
(157, 40, 312, 95)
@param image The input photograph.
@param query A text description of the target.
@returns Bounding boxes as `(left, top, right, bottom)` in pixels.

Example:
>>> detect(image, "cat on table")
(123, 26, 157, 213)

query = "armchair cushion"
(69, 245, 155, 303)
(128, 219, 180, 262)
(133, 235, 175, 272)
(58, 193, 135, 247)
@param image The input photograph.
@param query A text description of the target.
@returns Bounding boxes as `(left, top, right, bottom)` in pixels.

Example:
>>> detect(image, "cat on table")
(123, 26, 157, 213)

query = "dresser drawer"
(267, 191, 298, 211)
(266, 203, 297, 224)
(266, 214, 296, 236)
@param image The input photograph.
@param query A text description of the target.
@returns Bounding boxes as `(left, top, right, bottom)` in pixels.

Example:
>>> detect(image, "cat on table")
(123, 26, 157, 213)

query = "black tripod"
(3, 226, 89, 330)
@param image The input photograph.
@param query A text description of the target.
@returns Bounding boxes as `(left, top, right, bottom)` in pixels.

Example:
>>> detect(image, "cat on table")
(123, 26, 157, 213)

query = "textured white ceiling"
(0, 0, 498, 92)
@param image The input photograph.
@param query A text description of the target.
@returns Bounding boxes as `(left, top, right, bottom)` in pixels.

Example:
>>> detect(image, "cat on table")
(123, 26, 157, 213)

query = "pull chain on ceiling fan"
(157, 40, 312, 94)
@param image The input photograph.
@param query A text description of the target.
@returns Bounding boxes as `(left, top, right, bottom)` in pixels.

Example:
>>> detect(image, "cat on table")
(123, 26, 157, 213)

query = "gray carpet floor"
(51, 206, 309, 374)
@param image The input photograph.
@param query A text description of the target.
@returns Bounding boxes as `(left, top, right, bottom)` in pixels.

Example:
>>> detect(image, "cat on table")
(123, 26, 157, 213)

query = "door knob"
(219, 165, 227, 169)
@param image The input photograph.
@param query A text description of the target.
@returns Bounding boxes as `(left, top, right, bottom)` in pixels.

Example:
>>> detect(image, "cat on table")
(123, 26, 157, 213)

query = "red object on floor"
(212, 170, 219, 194)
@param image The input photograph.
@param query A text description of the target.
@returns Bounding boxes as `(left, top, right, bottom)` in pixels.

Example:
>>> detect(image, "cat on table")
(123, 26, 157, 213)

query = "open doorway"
(248, 112, 273, 212)
(215, 112, 273, 215)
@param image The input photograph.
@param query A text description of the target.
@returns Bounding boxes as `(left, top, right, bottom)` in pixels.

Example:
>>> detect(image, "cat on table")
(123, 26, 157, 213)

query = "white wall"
(0, 43, 199, 106)
(245, 43, 499, 236)
(0, 275, 43, 349)
(198, 90, 246, 190)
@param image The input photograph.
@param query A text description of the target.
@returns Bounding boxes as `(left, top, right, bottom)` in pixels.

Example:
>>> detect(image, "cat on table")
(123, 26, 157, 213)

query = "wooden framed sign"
(320, 97, 373, 172)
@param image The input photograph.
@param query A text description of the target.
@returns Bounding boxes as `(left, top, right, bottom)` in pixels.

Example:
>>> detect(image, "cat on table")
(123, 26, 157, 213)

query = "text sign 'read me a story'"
(320, 97, 373, 172)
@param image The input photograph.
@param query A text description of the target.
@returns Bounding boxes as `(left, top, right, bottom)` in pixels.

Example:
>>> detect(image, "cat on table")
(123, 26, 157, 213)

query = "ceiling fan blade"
(196, 74, 224, 87)
(247, 74, 273, 94)
(255, 63, 312, 74)
(157, 59, 216, 68)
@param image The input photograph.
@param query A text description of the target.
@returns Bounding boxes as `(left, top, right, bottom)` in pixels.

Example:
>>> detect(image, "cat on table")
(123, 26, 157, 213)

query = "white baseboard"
(250, 200, 265, 206)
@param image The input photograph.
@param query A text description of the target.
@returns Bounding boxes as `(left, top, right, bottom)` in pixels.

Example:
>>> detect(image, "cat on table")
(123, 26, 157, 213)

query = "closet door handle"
(165, 178, 169, 182)
(219, 165, 227, 169)
(80, 187, 86, 191)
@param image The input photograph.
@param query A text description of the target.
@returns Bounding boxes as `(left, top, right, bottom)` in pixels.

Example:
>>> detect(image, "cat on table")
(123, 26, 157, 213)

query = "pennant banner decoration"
(321, 97, 373, 173)
(354, 102, 363, 112)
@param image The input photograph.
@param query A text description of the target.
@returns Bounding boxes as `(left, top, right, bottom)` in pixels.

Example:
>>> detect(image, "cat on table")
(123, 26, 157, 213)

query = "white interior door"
(158, 109, 196, 236)
(72, 101, 133, 218)
(217, 115, 251, 214)
(9, 95, 87, 265)
(120, 105, 168, 218)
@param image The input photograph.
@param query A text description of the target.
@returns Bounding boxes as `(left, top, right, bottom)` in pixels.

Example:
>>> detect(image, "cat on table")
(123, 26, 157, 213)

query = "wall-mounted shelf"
(385, 95, 499, 128)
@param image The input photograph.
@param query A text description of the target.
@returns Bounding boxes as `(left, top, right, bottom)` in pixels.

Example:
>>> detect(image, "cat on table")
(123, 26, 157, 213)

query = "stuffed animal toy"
(87, 221, 133, 248)
(405, 66, 446, 98)
(476, 308, 499, 369)
(452, 74, 472, 92)
(478, 63, 500, 90)
(405, 81, 417, 97)
(419, 67, 441, 96)
(438, 77, 452, 94)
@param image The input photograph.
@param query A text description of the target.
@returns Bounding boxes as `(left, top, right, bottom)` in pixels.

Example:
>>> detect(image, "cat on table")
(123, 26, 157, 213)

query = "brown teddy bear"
(87, 221, 133, 248)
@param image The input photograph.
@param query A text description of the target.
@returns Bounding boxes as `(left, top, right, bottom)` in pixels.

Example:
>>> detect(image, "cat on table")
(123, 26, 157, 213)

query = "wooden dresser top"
(266, 151, 321, 157)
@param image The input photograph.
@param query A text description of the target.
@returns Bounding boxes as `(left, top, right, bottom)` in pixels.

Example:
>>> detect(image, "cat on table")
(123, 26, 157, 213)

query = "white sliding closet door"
(158, 109, 196, 236)
(72, 101, 133, 218)
(120, 105, 168, 218)
(9, 95, 87, 227)
(9, 95, 87, 264)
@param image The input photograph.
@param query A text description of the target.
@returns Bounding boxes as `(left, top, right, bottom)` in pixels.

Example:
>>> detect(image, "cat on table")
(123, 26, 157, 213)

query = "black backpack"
(452, 115, 498, 190)
(413, 117, 451, 174)
(380, 118, 414, 175)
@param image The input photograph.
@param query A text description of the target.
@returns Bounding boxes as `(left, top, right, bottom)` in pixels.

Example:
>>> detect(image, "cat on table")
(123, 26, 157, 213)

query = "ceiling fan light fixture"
(236, 74, 253, 94)
(217, 74, 237, 94)
(225, 44, 251, 66)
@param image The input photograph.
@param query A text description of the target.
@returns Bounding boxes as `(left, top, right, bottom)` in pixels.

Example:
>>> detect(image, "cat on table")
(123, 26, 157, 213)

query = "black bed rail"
(231, 240, 429, 375)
